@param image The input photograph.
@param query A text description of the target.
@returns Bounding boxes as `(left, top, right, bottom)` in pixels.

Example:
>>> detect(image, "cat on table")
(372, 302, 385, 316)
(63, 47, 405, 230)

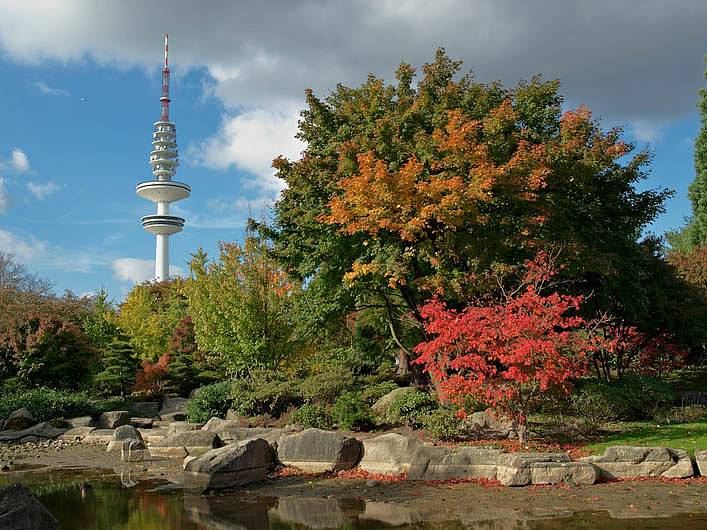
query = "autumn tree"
(183, 235, 301, 377)
(414, 253, 590, 442)
(116, 280, 188, 360)
(264, 49, 669, 375)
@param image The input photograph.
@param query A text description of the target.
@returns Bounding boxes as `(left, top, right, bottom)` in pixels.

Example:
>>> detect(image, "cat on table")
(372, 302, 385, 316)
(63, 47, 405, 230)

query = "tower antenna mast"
(160, 33, 170, 122)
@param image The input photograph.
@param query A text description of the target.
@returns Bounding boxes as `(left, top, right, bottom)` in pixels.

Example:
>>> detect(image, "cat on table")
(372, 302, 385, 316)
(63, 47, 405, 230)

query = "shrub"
(0, 387, 95, 422)
(230, 370, 301, 417)
(570, 375, 675, 423)
(185, 381, 233, 423)
(654, 405, 707, 424)
(299, 366, 355, 404)
(421, 407, 464, 441)
(360, 381, 399, 405)
(332, 391, 373, 431)
(290, 403, 333, 429)
(386, 390, 438, 428)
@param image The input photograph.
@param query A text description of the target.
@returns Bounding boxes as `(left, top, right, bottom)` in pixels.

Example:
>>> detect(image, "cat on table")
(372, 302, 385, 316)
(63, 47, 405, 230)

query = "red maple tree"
(414, 253, 590, 442)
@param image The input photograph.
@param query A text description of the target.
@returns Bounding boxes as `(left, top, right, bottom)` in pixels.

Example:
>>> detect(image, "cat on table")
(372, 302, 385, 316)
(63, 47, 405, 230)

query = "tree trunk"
(517, 421, 528, 444)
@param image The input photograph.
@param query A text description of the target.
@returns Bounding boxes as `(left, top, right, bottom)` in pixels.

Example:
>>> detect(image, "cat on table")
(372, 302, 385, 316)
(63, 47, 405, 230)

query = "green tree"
(165, 315, 199, 395)
(81, 288, 118, 351)
(94, 333, 138, 397)
(183, 236, 301, 377)
(116, 280, 188, 360)
(262, 49, 669, 374)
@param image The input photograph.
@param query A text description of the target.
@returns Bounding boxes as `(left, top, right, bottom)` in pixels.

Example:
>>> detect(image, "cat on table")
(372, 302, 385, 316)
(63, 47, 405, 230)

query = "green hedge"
(185, 381, 233, 423)
(0, 387, 96, 422)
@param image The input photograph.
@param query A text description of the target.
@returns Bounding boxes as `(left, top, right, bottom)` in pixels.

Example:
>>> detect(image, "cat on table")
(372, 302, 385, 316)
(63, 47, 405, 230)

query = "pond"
(2, 468, 707, 530)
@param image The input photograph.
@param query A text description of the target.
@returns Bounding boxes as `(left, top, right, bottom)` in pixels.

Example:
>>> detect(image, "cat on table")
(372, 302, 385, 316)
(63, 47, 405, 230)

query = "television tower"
(136, 34, 190, 281)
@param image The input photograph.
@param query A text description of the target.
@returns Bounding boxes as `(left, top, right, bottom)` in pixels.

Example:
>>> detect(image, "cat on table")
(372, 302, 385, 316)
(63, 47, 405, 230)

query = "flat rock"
(160, 412, 187, 422)
(3, 408, 35, 431)
(408, 445, 502, 480)
(83, 429, 116, 444)
(184, 438, 275, 492)
(696, 449, 707, 477)
(98, 411, 130, 429)
(130, 417, 154, 429)
(0, 422, 66, 442)
(359, 433, 423, 475)
(138, 428, 168, 444)
(65, 416, 96, 428)
(581, 446, 694, 479)
(496, 453, 595, 486)
(201, 419, 289, 447)
(0, 483, 57, 530)
(58, 427, 96, 441)
(167, 422, 204, 435)
(150, 430, 223, 459)
(277, 428, 362, 473)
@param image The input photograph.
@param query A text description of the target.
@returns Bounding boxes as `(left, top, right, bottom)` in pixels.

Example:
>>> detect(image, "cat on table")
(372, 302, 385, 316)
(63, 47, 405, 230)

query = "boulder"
(696, 449, 707, 477)
(184, 438, 275, 492)
(201, 418, 290, 447)
(65, 416, 96, 428)
(580, 446, 694, 479)
(159, 396, 188, 420)
(149, 430, 223, 459)
(3, 408, 35, 431)
(370, 387, 416, 418)
(58, 427, 96, 441)
(463, 409, 516, 440)
(0, 422, 67, 442)
(0, 483, 57, 530)
(496, 453, 596, 486)
(271, 496, 346, 529)
(130, 417, 154, 429)
(98, 411, 130, 429)
(138, 428, 168, 444)
(408, 445, 502, 480)
(359, 433, 423, 475)
(107, 425, 145, 452)
(130, 401, 160, 418)
(277, 428, 362, 473)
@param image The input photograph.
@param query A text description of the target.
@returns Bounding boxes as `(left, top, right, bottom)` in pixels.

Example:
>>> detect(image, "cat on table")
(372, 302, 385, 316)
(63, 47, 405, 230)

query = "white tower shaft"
(136, 34, 190, 282)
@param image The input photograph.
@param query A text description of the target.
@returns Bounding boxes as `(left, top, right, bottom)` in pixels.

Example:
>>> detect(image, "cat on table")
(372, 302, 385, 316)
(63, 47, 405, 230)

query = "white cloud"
(32, 81, 69, 96)
(0, 228, 47, 262)
(0, 177, 8, 214)
(27, 181, 60, 200)
(10, 148, 30, 172)
(631, 120, 664, 144)
(191, 106, 304, 193)
(112, 257, 183, 284)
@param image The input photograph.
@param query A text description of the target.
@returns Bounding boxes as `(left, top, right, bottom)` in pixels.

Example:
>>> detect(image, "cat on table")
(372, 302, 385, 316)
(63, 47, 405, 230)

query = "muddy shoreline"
(2, 442, 707, 524)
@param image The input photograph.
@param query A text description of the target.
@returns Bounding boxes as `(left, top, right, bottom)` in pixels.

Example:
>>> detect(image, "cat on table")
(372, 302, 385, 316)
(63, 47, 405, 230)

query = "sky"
(0, 0, 705, 299)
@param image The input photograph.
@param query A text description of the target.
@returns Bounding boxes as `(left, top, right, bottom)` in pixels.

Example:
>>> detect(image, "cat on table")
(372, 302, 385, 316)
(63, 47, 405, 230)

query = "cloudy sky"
(0, 0, 705, 298)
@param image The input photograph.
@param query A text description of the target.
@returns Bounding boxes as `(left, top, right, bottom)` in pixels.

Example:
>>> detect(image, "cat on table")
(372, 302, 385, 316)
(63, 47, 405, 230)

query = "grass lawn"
(585, 421, 707, 455)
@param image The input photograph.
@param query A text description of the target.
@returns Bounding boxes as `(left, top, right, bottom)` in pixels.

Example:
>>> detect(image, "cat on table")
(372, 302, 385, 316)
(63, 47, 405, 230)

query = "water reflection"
(1, 469, 707, 529)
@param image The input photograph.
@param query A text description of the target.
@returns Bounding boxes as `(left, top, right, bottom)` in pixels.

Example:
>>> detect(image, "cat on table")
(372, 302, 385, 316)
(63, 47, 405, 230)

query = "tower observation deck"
(136, 34, 190, 282)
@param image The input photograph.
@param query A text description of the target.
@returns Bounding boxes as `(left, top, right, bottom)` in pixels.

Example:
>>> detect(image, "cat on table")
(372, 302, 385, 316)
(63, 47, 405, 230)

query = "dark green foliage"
(299, 366, 356, 404)
(230, 370, 301, 417)
(570, 376, 675, 423)
(290, 403, 334, 429)
(421, 407, 464, 441)
(93, 334, 138, 398)
(165, 316, 199, 396)
(0, 387, 95, 422)
(185, 381, 233, 423)
(360, 381, 399, 405)
(386, 390, 438, 428)
(331, 391, 373, 431)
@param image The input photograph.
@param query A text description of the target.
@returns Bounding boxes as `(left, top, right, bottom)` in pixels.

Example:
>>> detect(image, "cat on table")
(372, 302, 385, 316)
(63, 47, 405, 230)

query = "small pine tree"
(94, 333, 138, 398)
(165, 316, 199, 396)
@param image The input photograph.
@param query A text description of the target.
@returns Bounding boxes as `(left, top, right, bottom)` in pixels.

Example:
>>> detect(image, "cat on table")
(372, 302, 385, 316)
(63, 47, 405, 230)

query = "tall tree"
(264, 49, 669, 374)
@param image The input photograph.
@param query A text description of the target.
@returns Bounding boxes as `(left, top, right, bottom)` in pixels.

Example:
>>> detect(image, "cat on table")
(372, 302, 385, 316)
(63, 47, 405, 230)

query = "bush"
(290, 403, 333, 429)
(386, 390, 438, 428)
(360, 381, 399, 406)
(230, 370, 301, 417)
(570, 375, 675, 423)
(299, 366, 356, 404)
(0, 387, 96, 422)
(332, 391, 373, 431)
(654, 405, 707, 424)
(421, 407, 464, 441)
(185, 381, 233, 423)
